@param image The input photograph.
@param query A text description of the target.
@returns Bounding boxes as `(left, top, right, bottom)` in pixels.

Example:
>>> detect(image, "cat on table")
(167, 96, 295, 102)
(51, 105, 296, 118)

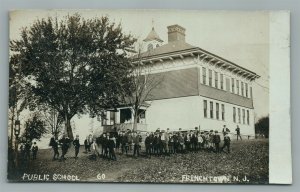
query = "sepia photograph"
(8, 9, 273, 184)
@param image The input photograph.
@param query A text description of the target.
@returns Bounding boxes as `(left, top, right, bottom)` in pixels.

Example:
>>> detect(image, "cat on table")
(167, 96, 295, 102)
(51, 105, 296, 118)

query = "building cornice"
(133, 47, 260, 81)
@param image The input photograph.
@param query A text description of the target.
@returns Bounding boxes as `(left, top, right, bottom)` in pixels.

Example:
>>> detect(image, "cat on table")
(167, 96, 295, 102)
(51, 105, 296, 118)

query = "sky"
(9, 10, 269, 145)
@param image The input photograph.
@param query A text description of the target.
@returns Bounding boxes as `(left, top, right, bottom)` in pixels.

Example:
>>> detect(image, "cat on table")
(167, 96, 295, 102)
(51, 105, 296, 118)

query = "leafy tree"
(10, 14, 136, 139)
(255, 116, 269, 138)
(22, 114, 48, 142)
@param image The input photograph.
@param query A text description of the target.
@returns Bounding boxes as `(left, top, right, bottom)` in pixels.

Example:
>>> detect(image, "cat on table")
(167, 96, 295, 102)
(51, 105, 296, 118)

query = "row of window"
(233, 107, 250, 125)
(231, 78, 250, 98)
(202, 67, 225, 90)
(203, 100, 225, 121)
(201, 67, 251, 98)
(203, 100, 250, 125)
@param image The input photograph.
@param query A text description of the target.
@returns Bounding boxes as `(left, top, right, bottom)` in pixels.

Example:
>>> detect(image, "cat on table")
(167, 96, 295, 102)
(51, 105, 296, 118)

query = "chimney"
(167, 24, 186, 43)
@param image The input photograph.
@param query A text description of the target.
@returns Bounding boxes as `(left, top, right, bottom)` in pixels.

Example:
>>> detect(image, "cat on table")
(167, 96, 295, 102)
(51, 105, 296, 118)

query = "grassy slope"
(9, 139, 269, 184)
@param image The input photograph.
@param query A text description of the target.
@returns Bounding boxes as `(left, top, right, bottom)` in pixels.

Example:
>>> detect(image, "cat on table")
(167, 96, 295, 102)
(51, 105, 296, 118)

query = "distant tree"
(22, 114, 48, 142)
(41, 108, 64, 139)
(255, 116, 269, 138)
(10, 14, 136, 139)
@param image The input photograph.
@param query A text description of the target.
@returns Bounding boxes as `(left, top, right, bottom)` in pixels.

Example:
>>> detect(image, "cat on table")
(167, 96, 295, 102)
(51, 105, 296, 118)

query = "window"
(238, 108, 241, 123)
(245, 83, 248, 97)
(147, 43, 153, 51)
(242, 109, 245, 124)
(110, 111, 115, 125)
(247, 110, 250, 125)
(101, 111, 107, 126)
(215, 72, 218, 88)
(231, 78, 235, 93)
(233, 107, 236, 123)
(216, 103, 219, 120)
(210, 101, 214, 118)
(220, 74, 224, 90)
(250, 87, 253, 98)
(241, 82, 244, 96)
(203, 100, 207, 118)
(202, 67, 206, 85)
(221, 104, 225, 120)
(209, 69, 212, 86)
(236, 80, 240, 95)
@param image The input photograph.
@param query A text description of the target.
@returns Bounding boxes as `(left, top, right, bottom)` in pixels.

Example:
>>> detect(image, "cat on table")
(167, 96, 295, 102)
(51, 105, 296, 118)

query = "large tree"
(10, 14, 136, 139)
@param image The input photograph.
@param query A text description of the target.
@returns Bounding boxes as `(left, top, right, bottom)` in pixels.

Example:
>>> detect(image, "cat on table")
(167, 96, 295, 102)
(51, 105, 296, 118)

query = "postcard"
(7, 10, 291, 184)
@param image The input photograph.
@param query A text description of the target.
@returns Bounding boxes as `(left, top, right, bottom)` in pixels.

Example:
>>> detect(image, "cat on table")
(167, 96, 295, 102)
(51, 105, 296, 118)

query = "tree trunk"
(65, 116, 74, 140)
(133, 112, 138, 131)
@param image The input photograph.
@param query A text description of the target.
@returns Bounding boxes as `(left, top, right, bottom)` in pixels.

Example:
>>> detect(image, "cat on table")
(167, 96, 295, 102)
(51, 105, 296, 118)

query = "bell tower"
(143, 20, 164, 52)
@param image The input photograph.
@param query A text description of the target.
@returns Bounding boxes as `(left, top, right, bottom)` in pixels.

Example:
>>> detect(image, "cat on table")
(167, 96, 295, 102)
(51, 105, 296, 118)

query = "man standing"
(73, 135, 80, 159)
(235, 125, 242, 140)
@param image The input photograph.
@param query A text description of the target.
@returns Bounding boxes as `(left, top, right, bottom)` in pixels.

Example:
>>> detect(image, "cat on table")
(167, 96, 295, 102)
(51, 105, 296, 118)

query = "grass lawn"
(9, 139, 269, 184)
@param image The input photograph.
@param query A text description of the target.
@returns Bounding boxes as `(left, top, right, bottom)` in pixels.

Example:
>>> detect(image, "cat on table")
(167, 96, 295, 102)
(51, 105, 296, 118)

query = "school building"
(102, 24, 259, 136)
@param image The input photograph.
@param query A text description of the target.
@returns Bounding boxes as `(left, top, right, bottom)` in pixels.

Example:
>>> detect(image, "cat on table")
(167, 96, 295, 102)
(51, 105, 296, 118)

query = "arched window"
(147, 43, 153, 51)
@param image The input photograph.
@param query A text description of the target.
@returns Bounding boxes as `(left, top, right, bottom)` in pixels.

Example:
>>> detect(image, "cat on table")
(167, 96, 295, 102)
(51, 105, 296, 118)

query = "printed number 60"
(97, 173, 106, 180)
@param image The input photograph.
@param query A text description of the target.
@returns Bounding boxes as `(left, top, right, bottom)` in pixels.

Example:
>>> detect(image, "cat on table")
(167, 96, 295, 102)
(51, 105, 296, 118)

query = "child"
(31, 142, 38, 160)
(84, 137, 89, 153)
(222, 132, 231, 153)
(108, 135, 117, 161)
(145, 132, 152, 158)
(49, 136, 59, 160)
(73, 135, 80, 159)
(197, 132, 204, 151)
(213, 131, 221, 153)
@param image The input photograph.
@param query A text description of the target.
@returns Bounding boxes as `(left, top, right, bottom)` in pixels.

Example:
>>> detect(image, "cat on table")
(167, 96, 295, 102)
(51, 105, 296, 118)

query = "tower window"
(147, 43, 153, 51)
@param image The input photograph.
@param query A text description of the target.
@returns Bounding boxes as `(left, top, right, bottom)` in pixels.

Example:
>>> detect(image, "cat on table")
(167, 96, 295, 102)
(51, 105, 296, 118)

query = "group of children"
(19, 141, 39, 161)
(46, 126, 233, 162)
(81, 127, 232, 161)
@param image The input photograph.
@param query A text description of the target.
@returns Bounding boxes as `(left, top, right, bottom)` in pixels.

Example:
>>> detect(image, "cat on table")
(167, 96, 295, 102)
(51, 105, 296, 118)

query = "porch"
(103, 123, 148, 133)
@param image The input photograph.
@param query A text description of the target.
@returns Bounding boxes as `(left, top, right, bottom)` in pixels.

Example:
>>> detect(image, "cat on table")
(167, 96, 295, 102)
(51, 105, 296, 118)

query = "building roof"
(138, 40, 196, 58)
(143, 27, 164, 43)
